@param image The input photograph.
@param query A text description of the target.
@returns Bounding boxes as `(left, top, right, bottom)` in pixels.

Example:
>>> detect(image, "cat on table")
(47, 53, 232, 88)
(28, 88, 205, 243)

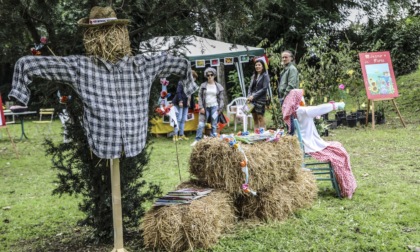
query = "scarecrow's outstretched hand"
(336, 102, 345, 110)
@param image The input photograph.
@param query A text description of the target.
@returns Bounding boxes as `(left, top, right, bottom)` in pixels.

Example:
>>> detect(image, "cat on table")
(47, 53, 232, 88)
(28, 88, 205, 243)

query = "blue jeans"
(174, 105, 188, 136)
(195, 106, 218, 140)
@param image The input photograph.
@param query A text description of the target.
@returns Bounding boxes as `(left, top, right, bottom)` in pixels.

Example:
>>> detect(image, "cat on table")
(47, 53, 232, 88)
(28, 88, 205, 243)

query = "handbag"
(218, 112, 228, 124)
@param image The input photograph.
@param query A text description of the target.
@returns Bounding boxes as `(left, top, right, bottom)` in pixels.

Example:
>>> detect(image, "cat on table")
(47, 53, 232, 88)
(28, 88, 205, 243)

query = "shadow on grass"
(11, 227, 146, 252)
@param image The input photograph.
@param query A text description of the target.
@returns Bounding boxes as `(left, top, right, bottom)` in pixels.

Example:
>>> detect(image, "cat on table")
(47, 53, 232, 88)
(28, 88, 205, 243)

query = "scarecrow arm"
(144, 54, 198, 97)
(9, 56, 78, 105)
(300, 103, 336, 118)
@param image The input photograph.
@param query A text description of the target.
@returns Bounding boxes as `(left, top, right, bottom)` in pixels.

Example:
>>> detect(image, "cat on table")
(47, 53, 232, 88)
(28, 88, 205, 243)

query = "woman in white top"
(191, 67, 225, 146)
(282, 89, 357, 199)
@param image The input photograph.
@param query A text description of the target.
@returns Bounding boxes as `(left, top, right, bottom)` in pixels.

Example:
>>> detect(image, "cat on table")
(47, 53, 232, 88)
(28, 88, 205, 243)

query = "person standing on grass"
(278, 50, 299, 134)
(191, 67, 224, 147)
(247, 59, 269, 131)
(172, 70, 197, 142)
(282, 89, 357, 199)
(278, 50, 299, 101)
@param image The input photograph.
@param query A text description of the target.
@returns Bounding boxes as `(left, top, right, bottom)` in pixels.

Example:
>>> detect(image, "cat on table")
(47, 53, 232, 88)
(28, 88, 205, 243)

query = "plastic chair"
(293, 118, 341, 198)
(226, 97, 253, 132)
(33, 108, 55, 134)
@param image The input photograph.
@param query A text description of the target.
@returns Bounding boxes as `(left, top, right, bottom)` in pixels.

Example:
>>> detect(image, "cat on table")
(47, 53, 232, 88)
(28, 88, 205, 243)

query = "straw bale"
(189, 136, 303, 194)
(235, 170, 318, 221)
(141, 185, 235, 252)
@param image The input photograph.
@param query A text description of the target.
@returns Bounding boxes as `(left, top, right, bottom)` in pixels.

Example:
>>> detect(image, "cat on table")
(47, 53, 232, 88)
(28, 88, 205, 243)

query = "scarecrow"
(9, 6, 198, 251)
(282, 89, 357, 199)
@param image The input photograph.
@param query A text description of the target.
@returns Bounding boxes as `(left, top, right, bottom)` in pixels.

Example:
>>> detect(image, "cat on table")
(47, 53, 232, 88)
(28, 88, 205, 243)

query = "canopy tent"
(139, 35, 265, 97)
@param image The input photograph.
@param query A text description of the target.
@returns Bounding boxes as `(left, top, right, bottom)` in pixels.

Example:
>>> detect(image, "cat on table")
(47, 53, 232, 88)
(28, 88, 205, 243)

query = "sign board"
(359, 51, 398, 100)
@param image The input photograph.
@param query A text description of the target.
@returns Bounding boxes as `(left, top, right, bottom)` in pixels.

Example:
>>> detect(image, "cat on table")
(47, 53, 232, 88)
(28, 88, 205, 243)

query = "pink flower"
(339, 84, 345, 90)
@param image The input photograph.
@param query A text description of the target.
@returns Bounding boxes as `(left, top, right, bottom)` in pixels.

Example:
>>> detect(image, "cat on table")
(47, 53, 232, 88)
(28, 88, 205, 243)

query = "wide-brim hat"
(78, 6, 129, 27)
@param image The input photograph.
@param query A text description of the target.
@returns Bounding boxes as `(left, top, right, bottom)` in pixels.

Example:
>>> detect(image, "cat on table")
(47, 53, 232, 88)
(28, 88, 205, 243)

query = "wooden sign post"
(359, 51, 406, 129)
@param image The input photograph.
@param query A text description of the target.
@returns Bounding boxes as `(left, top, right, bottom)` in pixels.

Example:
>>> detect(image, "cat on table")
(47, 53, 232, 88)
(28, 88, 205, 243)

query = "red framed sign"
(359, 51, 398, 100)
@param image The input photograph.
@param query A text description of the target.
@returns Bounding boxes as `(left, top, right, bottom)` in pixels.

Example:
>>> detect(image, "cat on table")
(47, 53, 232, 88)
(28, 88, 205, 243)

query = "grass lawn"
(0, 69, 419, 251)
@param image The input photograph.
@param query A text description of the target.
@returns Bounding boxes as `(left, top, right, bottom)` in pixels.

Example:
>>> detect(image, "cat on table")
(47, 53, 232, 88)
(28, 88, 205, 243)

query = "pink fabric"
(282, 89, 303, 133)
(309, 141, 357, 199)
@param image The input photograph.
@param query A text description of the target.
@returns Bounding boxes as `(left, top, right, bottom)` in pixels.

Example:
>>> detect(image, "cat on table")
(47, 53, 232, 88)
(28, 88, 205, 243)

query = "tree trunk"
(215, 18, 228, 109)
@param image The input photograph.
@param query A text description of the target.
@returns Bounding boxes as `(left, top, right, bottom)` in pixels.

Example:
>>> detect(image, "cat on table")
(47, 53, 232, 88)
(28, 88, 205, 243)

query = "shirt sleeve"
(9, 56, 78, 105)
(148, 54, 198, 97)
(300, 104, 334, 118)
(217, 83, 225, 111)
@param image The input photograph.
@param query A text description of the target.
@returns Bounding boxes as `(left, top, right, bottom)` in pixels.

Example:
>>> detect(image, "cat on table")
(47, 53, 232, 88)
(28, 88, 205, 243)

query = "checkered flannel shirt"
(9, 55, 198, 159)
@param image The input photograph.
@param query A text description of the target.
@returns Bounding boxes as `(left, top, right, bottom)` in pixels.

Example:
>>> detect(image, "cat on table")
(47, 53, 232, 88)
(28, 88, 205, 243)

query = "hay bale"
(189, 136, 303, 194)
(235, 170, 318, 221)
(141, 186, 235, 252)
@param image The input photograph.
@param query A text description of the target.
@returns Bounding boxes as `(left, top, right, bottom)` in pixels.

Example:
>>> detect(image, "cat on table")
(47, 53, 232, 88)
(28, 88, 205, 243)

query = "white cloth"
(296, 103, 334, 153)
(168, 106, 178, 128)
(205, 84, 218, 107)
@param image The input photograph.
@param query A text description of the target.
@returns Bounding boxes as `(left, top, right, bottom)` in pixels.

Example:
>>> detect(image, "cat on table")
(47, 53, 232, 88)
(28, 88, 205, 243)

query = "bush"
(44, 91, 161, 242)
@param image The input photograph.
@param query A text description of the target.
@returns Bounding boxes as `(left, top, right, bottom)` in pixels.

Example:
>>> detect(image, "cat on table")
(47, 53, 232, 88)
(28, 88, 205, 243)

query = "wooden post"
(391, 99, 406, 127)
(371, 100, 375, 129)
(110, 158, 127, 252)
(366, 98, 405, 129)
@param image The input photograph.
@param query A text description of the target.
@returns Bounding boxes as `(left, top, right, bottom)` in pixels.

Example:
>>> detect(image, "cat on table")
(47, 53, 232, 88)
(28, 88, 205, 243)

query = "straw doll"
(282, 89, 357, 199)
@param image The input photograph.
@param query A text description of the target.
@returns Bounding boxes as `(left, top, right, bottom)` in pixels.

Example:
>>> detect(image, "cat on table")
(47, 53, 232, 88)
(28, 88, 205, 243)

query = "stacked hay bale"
(189, 136, 318, 221)
(142, 135, 317, 251)
(142, 182, 235, 252)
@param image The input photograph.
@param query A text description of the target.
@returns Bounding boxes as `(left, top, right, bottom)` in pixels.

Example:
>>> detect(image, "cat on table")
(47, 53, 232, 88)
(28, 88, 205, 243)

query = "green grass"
(1, 69, 420, 251)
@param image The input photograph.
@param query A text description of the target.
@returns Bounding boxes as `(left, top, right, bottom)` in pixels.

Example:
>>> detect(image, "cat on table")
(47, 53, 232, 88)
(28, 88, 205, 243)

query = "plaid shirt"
(9, 55, 198, 158)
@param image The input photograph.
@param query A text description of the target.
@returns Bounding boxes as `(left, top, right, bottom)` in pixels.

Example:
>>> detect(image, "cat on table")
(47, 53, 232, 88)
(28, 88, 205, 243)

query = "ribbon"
(223, 135, 257, 196)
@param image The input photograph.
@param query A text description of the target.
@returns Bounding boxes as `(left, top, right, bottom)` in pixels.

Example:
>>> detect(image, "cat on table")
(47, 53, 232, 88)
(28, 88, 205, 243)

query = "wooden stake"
(110, 158, 127, 252)
(391, 99, 406, 127)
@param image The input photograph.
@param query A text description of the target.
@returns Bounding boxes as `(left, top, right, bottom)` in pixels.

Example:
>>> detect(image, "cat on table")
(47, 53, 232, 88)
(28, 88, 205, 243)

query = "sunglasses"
(207, 74, 214, 77)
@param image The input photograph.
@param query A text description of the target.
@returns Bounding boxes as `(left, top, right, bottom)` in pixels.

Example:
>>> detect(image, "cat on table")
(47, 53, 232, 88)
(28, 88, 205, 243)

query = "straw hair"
(83, 25, 132, 63)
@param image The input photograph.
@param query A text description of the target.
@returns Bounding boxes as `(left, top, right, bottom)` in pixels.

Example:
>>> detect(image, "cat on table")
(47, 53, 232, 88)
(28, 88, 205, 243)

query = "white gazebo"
(139, 35, 265, 97)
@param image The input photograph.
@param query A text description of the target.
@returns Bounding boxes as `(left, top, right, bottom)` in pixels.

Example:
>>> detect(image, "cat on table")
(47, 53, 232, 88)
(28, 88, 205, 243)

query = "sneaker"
(179, 135, 189, 140)
(190, 140, 198, 147)
(173, 135, 178, 142)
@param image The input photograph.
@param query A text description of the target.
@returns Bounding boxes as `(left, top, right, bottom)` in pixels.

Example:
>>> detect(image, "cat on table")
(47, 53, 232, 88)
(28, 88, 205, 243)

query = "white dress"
(296, 104, 334, 153)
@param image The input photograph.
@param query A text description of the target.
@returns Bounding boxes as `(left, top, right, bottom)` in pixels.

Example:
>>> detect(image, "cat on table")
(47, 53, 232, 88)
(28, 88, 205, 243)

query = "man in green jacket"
(278, 50, 299, 102)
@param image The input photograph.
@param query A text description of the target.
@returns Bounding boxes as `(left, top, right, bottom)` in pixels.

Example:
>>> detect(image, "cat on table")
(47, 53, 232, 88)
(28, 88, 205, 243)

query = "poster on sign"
(359, 51, 399, 100)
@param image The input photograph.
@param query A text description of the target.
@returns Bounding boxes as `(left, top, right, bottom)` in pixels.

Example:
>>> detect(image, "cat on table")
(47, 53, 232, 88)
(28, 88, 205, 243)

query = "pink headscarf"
(282, 89, 304, 132)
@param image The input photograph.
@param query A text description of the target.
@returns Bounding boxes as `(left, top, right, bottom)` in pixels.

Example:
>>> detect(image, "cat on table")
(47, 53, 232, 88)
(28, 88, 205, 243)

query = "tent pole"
(235, 62, 246, 97)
